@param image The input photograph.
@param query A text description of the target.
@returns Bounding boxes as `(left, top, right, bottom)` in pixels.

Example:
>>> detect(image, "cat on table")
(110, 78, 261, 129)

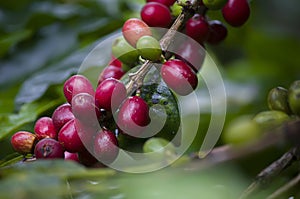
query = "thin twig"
(266, 173, 300, 199)
(239, 146, 300, 199)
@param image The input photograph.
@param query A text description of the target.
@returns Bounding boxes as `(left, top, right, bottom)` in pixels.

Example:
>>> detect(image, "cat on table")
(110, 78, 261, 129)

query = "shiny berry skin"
(207, 20, 228, 44)
(34, 138, 64, 159)
(52, 103, 75, 132)
(63, 75, 95, 104)
(117, 96, 151, 137)
(112, 36, 139, 65)
(222, 0, 250, 27)
(176, 40, 205, 72)
(141, 2, 172, 28)
(161, 59, 198, 96)
(98, 65, 125, 85)
(74, 119, 98, 145)
(136, 35, 162, 61)
(58, 119, 85, 153)
(34, 117, 57, 140)
(108, 56, 122, 68)
(95, 78, 127, 112)
(11, 131, 37, 155)
(93, 130, 119, 164)
(72, 93, 100, 126)
(185, 14, 210, 43)
(122, 18, 152, 47)
(146, 0, 176, 7)
(64, 151, 80, 162)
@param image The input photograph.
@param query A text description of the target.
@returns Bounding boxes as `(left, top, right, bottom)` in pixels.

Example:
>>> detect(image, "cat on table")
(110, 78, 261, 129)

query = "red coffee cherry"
(72, 93, 100, 126)
(122, 18, 152, 47)
(117, 96, 151, 137)
(185, 14, 210, 43)
(63, 75, 95, 104)
(34, 138, 65, 159)
(52, 103, 75, 132)
(58, 119, 85, 153)
(95, 78, 127, 112)
(93, 130, 119, 164)
(97, 65, 125, 85)
(176, 40, 206, 72)
(222, 0, 250, 27)
(34, 117, 57, 140)
(11, 131, 37, 155)
(141, 2, 172, 28)
(64, 151, 80, 163)
(161, 59, 198, 96)
(146, 0, 176, 7)
(207, 20, 228, 44)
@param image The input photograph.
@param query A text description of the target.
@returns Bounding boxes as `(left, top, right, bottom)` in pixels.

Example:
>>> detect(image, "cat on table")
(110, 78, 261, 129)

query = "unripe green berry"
(143, 137, 176, 161)
(170, 3, 182, 17)
(268, 87, 292, 114)
(288, 80, 300, 116)
(203, 0, 228, 10)
(253, 110, 290, 130)
(136, 36, 162, 61)
(223, 116, 261, 145)
(112, 36, 139, 65)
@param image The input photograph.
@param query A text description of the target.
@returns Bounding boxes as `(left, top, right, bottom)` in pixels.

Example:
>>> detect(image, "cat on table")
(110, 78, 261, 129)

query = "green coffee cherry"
(203, 0, 228, 10)
(112, 36, 139, 65)
(253, 110, 289, 130)
(143, 137, 176, 161)
(136, 35, 162, 61)
(223, 116, 261, 145)
(171, 3, 182, 17)
(288, 80, 300, 116)
(267, 87, 292, 114)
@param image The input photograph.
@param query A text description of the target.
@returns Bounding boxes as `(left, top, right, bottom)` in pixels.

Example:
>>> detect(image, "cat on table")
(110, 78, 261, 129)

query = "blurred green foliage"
(0, 0, 300, 198)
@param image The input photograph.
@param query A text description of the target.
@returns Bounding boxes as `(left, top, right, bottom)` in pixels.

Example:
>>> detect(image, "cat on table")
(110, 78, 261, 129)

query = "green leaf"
(0, 88, 64, 141)
(0, 29, 32, 58)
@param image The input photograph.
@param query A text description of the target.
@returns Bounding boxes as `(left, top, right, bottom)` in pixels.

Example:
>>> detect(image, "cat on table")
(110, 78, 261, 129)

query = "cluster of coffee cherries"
(140, 0, 250, 45)
(10, 0, 252, 166)
(223, 80, 300, 145)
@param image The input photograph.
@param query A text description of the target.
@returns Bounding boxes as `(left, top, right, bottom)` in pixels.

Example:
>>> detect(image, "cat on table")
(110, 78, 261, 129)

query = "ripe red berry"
(11, 131, 37, 155)
(146, 0, 176, 7)
(93, 130, 119, 164)
(122, 18, 152, 47)
(74, 119, 98, 146)
(72, 93, 100, 126)
(64, 151, 80, 162)
(58, 119, 85, 153)
(108, 56, 122, 68)
(34, 117, 57, 140)
(222, 0, 250, 27)
(52, 103, 75, 132)
(141, 2, 172, 28)
(117, 96, 151, 137)
(97, 65, 125, 85)
(161, 59, 198, 95)
(95, 78, 127, 112)
(207, 20, 228, 44)
(34, 138, 64, 159)
(176, 40, 206, 72)
(185, 14, 209, 43)
(63, 75, 95, 104)
(78, 148, 99, 167)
